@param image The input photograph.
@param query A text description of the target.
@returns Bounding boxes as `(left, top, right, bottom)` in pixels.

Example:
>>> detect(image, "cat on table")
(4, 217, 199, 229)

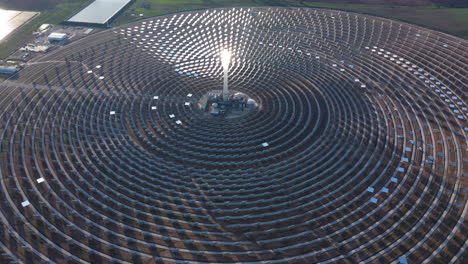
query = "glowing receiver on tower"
(220, 49, 231, 101)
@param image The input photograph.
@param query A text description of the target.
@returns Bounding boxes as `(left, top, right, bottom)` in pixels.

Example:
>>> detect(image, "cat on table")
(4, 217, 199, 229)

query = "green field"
(113, 0, 468, 39)
(0, 0, 92, 59)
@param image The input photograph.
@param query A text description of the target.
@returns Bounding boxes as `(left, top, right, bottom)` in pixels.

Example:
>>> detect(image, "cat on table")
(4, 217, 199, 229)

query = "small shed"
(0, 66, 19, 74)
(48, 32, 68, 42)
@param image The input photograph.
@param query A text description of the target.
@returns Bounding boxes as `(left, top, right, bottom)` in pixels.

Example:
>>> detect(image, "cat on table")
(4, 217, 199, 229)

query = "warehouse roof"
(67, 0, 132, 25)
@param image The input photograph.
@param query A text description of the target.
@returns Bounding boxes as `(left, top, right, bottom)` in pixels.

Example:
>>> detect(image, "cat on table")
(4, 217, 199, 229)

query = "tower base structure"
(198, 90, 257, 118)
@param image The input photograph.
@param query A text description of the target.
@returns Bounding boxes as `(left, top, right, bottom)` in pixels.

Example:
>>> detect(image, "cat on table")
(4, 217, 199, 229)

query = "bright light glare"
(0, 10, 38, 41)
(220, 49, 231, 70)
(0, 10, 14, 41)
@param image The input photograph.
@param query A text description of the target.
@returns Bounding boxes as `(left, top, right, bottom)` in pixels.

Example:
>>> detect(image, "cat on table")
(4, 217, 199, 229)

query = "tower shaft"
(223, 69, 229, 101)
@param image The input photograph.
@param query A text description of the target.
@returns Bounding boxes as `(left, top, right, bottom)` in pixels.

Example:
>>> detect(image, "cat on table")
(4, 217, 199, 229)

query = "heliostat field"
(0, 7, 466, 264)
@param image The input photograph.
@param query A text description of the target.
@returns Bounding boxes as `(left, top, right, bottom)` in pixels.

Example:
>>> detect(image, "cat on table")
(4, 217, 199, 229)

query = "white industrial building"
(67, 0, 133, 26)
(47, 32, 68, 42)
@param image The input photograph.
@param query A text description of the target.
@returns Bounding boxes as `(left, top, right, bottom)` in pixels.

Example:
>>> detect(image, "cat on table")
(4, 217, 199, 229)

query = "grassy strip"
(0, 0, 92, 59)
(112, 0, 468, 39)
